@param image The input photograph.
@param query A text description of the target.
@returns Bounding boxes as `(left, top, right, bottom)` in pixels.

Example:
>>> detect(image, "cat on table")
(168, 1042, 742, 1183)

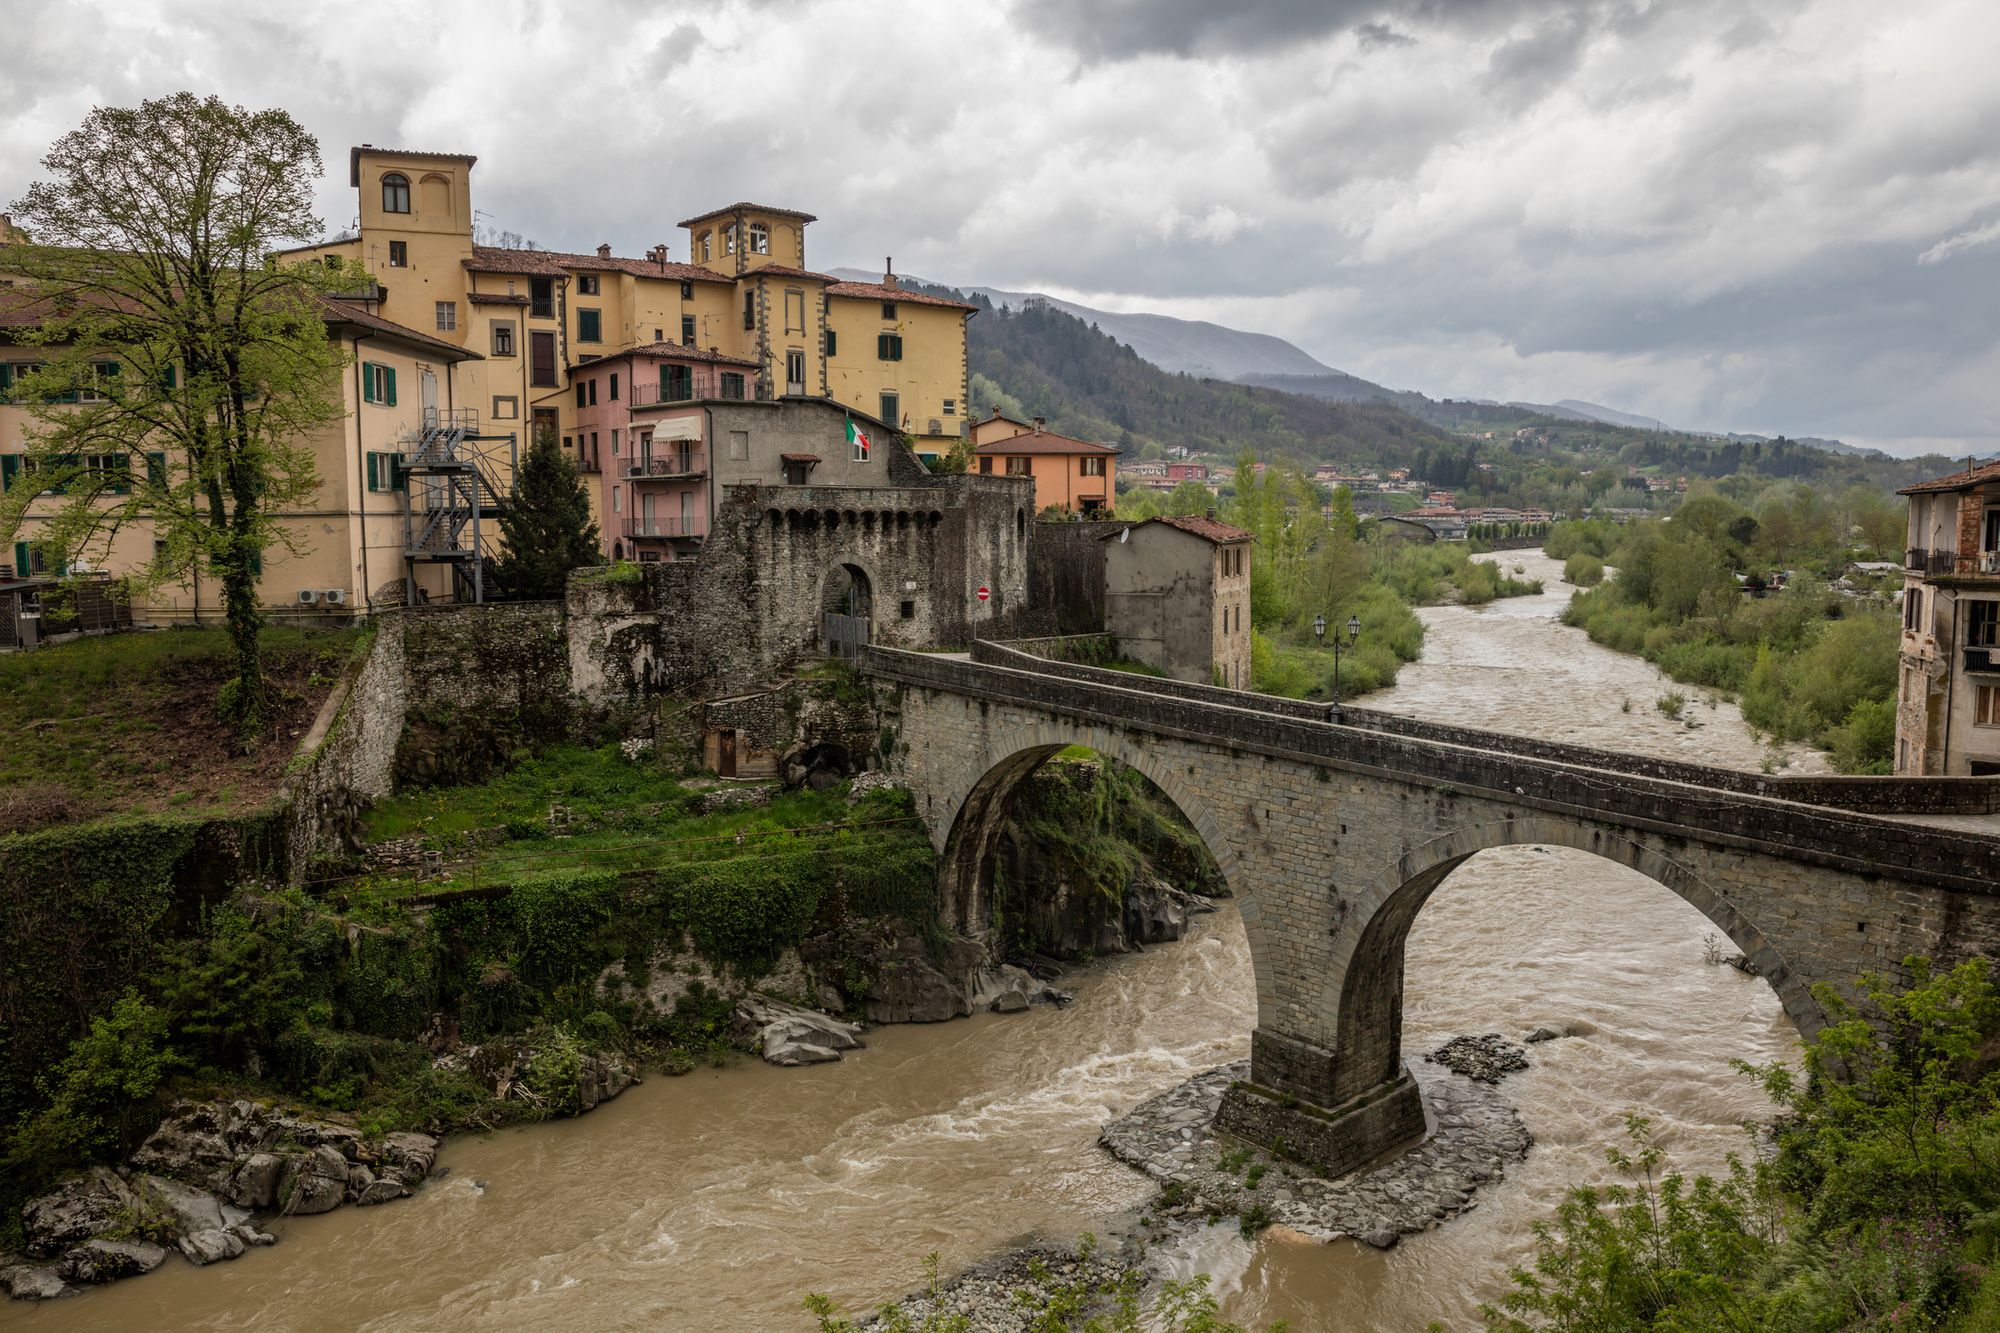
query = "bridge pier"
(1215, 1030, 1428, 1177)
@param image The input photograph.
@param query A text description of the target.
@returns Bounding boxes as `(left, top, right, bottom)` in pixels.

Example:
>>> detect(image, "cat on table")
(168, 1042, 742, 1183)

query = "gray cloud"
(1356, 22, 1418, 49)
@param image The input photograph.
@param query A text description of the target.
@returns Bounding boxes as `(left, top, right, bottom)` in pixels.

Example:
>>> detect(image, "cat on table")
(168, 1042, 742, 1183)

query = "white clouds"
(0, 0, 1995, 452)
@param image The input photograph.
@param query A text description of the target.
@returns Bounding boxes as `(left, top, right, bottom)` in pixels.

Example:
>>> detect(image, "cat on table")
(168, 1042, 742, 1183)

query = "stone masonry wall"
(281, 620, 407, 879)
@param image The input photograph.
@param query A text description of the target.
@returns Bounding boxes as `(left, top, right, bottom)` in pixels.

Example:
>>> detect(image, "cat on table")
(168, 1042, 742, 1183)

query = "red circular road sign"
(976, 586, 990, 603)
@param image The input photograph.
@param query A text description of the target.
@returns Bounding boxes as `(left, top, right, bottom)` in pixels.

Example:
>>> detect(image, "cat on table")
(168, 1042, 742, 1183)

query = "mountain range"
(830, 266, 1866, 454)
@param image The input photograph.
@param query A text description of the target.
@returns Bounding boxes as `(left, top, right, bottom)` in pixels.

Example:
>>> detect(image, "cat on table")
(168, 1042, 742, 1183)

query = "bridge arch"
(1324, 817, 1821, 1106)
(932, 721, 1276, 1027)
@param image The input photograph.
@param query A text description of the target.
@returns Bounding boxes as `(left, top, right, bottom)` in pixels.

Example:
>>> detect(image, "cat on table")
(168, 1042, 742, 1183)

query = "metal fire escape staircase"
(399, 407, 518, 605)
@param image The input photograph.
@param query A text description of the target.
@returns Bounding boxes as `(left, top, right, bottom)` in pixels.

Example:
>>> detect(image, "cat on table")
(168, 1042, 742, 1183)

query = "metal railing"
(1966, 645, 2000, 674)
(625, 515, 707, 539)
(1906, 547, 1961, 577)
(626, 452, 706, 478)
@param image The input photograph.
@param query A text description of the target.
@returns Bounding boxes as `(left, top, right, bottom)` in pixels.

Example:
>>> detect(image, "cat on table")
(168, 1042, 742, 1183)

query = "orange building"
(970, 410, 1117, 514)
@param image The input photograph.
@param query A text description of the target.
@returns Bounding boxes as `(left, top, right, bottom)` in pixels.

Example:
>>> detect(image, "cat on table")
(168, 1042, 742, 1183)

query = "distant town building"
(970, 410, 1118, 513)
(1894, 458, 2000, 775)
(1101, 515, 1253, 688)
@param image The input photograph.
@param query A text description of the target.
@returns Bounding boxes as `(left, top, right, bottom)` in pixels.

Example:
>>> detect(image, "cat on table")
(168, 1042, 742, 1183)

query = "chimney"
(883, 256, 897, 290)
(1032, 417, 1045, 433)
(596, 243, 612, 259)
(1206, 506, 1217, 520)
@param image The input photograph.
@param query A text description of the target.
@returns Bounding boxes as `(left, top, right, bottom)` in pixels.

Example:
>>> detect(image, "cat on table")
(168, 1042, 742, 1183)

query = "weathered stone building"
(1102, 515, 1253, 687)
(1896, 457, 2000, 775)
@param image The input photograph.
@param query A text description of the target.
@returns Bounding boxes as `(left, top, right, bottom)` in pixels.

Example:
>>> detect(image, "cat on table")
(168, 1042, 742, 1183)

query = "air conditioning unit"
(1981, 551, 2000, 574)
(323, 588, 347, 606)
(296, 588, 320, 605)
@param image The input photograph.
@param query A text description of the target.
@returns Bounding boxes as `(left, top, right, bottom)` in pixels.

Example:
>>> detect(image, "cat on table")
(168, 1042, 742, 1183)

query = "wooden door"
(717, 729, 737, 778)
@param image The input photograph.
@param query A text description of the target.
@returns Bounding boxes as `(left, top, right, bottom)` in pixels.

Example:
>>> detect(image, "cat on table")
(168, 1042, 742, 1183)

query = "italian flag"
(847, 415, 870, 459)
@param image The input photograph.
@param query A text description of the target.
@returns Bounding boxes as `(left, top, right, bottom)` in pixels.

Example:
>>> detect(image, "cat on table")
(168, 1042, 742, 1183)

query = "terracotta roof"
(740, 263, 836, 283)
(826, 280, 977, 312)
(972, 428, 1118, 456)
(464, 245, 569, 277)
(1898, 458, 2000, 495)
(318, 296, 483, 361)
(780, 453, 822, 464)
(1102, 515, 1253, 545)
(677, 203, 819, 229)
(573, 342, 762, 369)
(466, 291, 529, 305)
(542, 250, 733, 284)
(350, 146, 477, 185)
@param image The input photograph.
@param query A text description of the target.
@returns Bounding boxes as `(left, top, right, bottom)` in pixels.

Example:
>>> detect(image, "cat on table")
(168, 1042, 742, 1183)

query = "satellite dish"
(1118, 526, 1130, 543)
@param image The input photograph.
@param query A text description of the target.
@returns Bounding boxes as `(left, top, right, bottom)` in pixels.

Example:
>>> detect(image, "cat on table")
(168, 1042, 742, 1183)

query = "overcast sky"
(3, 0, 1996, 455)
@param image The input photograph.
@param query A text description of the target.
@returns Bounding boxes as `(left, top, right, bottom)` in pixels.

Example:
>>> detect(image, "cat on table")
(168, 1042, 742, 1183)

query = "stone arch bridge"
(863, 641, 2000, 1174)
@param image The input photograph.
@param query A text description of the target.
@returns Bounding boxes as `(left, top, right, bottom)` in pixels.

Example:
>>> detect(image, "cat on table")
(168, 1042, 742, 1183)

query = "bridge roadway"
(862, 640, 2000, 1176)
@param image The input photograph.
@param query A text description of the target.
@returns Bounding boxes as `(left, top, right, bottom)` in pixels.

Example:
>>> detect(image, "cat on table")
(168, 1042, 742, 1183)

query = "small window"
(943, 398, 955, 415)
(365, 451, 405, 493)
(879, 391, 899, 425)
(1081, 456, 1105, 477)
(492, 395, 519, 420)
(435, 301, 456, 332)
(530, 331, 557, 386)
(575, 381, 587, 409)
(578, 274, 601, 296)
(388, 240, 407, 268)
(824, 328, 838, 357)
(899, 599, 915, 620)
(491, 322, 515, 356)
(979, 456, 993, 474)
(881, 301, 896, 319)
(786, 349, 806, 388)
(381, 172, 410, 214)
(612, 428, 621, 456)
(748, 222, 769, 254)
(1979, 684, 2000, 727)
(577, 309, 602, 343)
(682, 314, 696, 345)
(743, 290, 755, 330)
(612, 484, 621, 513)
(530, 278, 554, 319)
(720, 372, 745, 400)
(680, 280, 693, 299)
(609, 372, 620, 402)
(1971, 600, 1999, 648)
(876, 333, 903, 361)
(724, 225, 736, 255)
(588, 378, 598, 406)
(1005, 457, 1031, 477)
(360, 361, 397, 405)
(699, 231, 712, 262)
(654, 328, 663, 341)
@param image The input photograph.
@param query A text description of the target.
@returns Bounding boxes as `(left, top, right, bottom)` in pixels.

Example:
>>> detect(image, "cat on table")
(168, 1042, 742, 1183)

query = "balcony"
(1966, 644, 2000, 674)
(630, 377, 752, 408)
(625, 451, 707, 479)
(1906, 547, 1962, 577)
(625, 515, 707, 540)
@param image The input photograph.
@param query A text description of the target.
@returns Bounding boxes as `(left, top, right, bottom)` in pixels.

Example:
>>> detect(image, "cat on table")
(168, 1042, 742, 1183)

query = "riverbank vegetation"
(1549, 493, 1899, 771)
(1486, 956, 2000, 1331)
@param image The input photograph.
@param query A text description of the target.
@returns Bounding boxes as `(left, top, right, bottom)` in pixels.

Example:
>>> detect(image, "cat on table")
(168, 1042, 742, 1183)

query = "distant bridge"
(864, 640, 2000, 1174)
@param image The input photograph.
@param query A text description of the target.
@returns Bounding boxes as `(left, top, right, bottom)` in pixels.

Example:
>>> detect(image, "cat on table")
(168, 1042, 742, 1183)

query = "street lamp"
(1317, 612, 1361, 714)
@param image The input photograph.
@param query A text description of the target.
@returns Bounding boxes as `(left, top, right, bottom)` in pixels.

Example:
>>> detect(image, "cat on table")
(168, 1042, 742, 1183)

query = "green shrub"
(1563, 552, 1605, 587)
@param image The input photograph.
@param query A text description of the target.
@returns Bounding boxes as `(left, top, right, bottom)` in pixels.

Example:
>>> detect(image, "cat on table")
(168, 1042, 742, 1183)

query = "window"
(783, 458, 813, 485)
(748, 222, 769, 254)
(1005, 457, 1031, 476)
(612, 484, 621, 513)
(578, 275, 600, 296)
(879, 391, 899, 425)
(1081, 456, 1105, 477)
(1979, 685, 2000, 727)
(662, 365, 692, 401)
(577, 309, 602, 343)
(388, 240, 407, 267)
(654, 328, 663, 342)
(784, 289, 805, 334)
(381, 173, 410, 214)
(530, 278, 554, 320)
(743, 291, 755, 330)
(533, 406, 559, 446)
(1905, 585, 1923, 632)
(881, 301, 897, 319)
(491, 322, 515, 356)
(575, 381, 587, 409)
(786, 349, 806, 389)
(360, 361, 397, 405)
(435, 301, 456, 332)
(682, 314, 696, 345)
(899, 599, 915, 620)
(1971, 600, 1999, 648)
(877, 333, 903, 361)
(680, 280, 693, 300)
(979, 456, 993, 474)
(365, 451, 405, 493)
(530, 331, 557, 387)
(611, 428, 620, 456)
(724, 225, 736, 255)
(609, 372, 620, 402)
(83, 454, 132, 493)
(699, 231, 712, 262)
(77, 362, 121, 403)
(492, 395, 519, 420)
(588, 378, 598, 406)
(823, 328, 838, 357)
(943, 398, 956, 416)
(1987, 508, 2000, 553)
(720, 372, 745, 400)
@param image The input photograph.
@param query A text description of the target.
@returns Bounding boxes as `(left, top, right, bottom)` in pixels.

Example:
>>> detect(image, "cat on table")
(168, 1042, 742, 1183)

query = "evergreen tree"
(495, 426, 600, 598)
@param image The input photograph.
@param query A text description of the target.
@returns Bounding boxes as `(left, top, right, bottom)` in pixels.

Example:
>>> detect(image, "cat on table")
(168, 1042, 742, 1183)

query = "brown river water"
(10, 551, 1813, 1332)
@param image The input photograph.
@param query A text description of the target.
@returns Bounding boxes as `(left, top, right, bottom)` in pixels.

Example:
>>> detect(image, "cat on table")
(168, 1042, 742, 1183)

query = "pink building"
(564, 345, 762, 558)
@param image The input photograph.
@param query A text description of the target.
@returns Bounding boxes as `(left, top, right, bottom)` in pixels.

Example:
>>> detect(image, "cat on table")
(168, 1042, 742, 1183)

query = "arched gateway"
(870, 641, 2000, 1176)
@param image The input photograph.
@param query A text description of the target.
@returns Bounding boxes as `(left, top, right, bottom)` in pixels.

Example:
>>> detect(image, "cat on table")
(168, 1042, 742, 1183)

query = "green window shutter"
(248, 550, 262, 577)
(146, 452, 166, 487)
(384, 367, 397, 406)
(390, 455, 405, 492)
(366, 453, 379, 492)
(0, 364, 11, 400)
(161, 364, 177, 391)
(0, 454, 17, 491)
(361, 363, 376, 404)
(13, 542, 28, 576)
(824, 329, 837, 357)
